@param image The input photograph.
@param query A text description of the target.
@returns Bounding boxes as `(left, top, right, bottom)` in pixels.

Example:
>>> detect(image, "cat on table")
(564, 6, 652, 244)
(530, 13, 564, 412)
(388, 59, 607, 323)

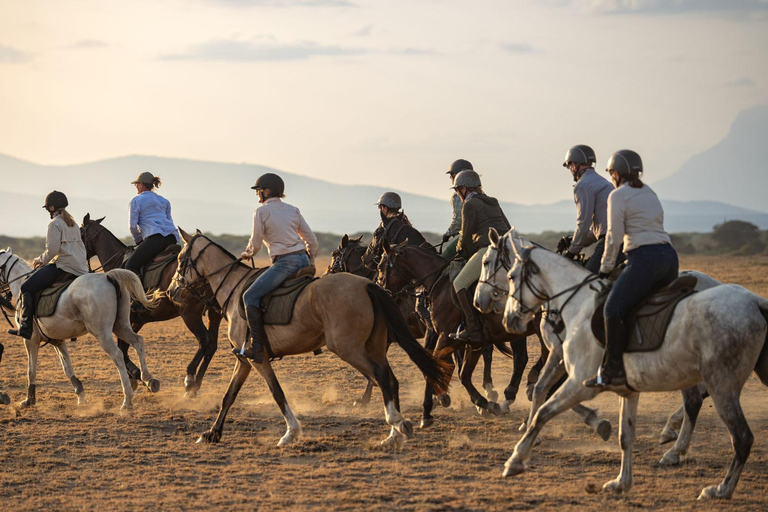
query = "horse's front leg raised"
(52, 342, 87, 405)
(21, 337, 40, 407)
(460, 348, 501, 417)
(603, 393, 639, 494)
(198, 357, 252, 444)
(254, 360, 302, 447)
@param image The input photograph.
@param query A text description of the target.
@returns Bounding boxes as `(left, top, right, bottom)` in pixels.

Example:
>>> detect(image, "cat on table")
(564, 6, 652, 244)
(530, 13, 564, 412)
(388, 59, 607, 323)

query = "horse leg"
(113, 324, 159, 393)
(198, 358, 251, 444)
(52, 342, 87, 405)
(253, 360, 303, 447)
(20, 338, 40, 407)
(660, 383, 709, 444)
(522, 353, 565, 430)
(422, 332, 453, 427)
(93, 328, 135, 410)
(375, 361, 413, 448)
(660, 385, 703, 465)
(500, 339, 528, 414)
(353, 377, 375, 408)
(482, 345, 498, 402)
(191, 310, 223, 394)
(602, 393, 639, 494)
(460, 348, 500, 416)
(504, 377, 599, 477)
(180, 310, 213, 398)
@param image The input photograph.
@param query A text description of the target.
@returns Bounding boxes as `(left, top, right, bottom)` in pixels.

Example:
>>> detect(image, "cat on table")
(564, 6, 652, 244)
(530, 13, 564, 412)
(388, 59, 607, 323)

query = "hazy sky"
(1, 0, 766, 204)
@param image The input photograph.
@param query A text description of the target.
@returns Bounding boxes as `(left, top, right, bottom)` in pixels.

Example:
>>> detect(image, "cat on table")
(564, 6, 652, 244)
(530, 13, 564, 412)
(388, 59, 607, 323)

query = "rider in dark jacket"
(363, 192, 427, 269)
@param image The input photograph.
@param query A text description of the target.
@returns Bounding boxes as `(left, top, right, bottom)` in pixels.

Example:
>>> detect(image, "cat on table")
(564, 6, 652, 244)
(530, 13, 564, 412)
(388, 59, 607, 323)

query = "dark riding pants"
(126, 233, 177, 275)
(585, 237, 625, 274)
(20, 264, 67, 295)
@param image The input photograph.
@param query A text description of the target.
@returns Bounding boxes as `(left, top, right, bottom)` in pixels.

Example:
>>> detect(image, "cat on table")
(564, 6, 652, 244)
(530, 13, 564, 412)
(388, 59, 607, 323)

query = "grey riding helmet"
(447, 159, 473, 176)
(375, 192, 402, 210)
(606, 150, 643, 177)
(453, 170, 482, 189)
(563, 145, 596, 167)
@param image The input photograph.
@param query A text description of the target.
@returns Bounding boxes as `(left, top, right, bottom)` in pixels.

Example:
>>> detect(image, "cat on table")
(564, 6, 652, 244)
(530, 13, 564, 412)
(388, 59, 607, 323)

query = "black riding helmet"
(43, 190, 68, 211)
(447, 159, 473, 176)
(606, 150, 643, 177)
(563, 145, 596, 167)
(251, 173, 285, 196)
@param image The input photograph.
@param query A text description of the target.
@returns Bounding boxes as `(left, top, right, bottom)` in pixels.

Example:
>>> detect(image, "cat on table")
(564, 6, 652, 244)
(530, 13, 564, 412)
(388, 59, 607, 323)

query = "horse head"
(475, 227, 512, 315)
(503, 229, 543, 333)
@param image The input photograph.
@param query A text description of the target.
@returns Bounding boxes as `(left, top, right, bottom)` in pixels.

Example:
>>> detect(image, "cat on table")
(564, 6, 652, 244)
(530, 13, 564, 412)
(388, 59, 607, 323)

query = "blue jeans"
(21, 264, 67, 295)
(584, 238, 625, 275)
(244, 253, 310, 308)
(604, 243, 678, 320)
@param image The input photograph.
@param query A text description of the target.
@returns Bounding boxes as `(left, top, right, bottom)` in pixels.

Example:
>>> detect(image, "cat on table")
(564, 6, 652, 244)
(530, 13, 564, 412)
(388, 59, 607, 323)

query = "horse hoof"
(184, 389, 198, 399)
(478, 405, 493, 418)
(659, 451, 680, 466)
(399, 420, 414, 439)
(19, 399, 34, 408)
(352, 398, 370, 408)
(197, 430, 221, 444)
(121, 402, 133, 411)
(602, 479, 628, 495)
(503, 460, 525, 477)
(659, 428, 678, 445)
(533, 436, 542, 447)
(596, 419, 612, 442)
(0, 393, 10, 405)
(487, 402, 502, 416)
(76, 394, 88, 406)
(437, 393, 451, 408)
(698, 484, 730, 500)
(526, 383, 535, 402)
(130, 379, 140, 392)
(419, 417, 434, 429)
(147, 379, 161, 393)
(380, 434, 404, 449)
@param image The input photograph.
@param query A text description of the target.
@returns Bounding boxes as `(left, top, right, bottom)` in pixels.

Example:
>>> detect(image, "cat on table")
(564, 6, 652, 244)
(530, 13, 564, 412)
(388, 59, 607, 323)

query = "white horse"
(0, 249, 159, 409)
(476, 228, 718, 452)
(499, 230, 768, 500)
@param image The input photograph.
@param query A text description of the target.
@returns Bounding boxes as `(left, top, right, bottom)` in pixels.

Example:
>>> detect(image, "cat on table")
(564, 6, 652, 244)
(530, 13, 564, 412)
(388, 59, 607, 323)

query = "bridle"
(80, 223, 130, 272)
(477, 238, 513, 302)
(0, 251, 34, 326)
(379, 244, 449, 300)
(327, 240, 372, 278)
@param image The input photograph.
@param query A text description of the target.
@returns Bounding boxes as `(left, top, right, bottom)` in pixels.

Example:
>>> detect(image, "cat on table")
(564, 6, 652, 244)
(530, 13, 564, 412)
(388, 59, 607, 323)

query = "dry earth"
(1, 254, 767, 510)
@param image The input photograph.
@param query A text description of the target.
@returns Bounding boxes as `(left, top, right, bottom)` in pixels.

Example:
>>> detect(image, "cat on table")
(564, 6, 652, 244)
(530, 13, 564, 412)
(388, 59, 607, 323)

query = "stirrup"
(584, 367, 626, 388)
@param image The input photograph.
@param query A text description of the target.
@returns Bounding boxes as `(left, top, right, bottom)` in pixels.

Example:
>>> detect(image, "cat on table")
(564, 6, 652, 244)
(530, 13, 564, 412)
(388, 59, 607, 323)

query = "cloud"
(351, 24, 374, 37)
(727, 76, 757, 87)
(0, 45, 32, 64)
(161, 39, 365, 61)
(209, 0, 355, 7)
(66, 39, 109, 49)
(500, 42, 536, 54)
(390, 47, 438, 56)
(589, 0, 768, 15)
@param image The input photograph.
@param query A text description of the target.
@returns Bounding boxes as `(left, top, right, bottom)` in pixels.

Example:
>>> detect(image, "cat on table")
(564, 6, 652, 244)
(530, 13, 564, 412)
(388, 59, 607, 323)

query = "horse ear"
(179, 228, 193, 243)
(381, 238, 391, 254)
(83, 213, 91, 224)
(5, 247, 12, 255)
(95, 216, 105, 224)
(341, 234, 349, 248)
(354, 235, 363, 243)
(509, 227, 523, 261)
(488, 227, 500, 247)
(195, 229, 202, 235)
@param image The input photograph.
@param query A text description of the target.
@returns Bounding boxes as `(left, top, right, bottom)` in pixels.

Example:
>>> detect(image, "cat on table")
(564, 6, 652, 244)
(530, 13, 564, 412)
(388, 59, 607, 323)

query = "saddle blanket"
(122, 244, 180, 291)
(592, 275, 697, 353)
(35, 274, 78, 318)
(238, 267, 317, 326)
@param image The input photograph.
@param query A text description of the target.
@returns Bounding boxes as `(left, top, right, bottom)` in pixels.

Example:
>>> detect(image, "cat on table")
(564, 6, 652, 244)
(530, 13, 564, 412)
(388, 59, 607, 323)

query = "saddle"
(237, 266, 317, 326)
(35, 273, 78, 318)
(592, 275, 698, 353)
(122, 244, 181, 291)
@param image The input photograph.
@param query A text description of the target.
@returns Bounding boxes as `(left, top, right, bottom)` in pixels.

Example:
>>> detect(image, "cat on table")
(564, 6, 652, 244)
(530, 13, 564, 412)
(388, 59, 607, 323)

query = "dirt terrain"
(1, 254, 767, 510)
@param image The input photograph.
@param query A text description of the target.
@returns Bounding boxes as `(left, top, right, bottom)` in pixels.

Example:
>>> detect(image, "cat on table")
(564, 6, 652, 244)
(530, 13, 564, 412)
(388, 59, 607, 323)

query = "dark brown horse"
(378, 239, 545, 425)
(80, 214, 223, 397)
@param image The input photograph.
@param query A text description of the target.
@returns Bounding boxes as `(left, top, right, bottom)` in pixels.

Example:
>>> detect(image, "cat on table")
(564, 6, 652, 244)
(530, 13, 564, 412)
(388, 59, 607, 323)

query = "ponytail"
(144, 176, 162, 190)
(60, 209, 76, 227)
(397, 211, 412, 227)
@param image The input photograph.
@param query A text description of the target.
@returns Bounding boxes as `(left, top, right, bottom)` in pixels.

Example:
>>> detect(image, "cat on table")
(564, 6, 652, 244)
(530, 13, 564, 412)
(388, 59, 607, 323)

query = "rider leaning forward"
(450, 170, 511, 346)
(584, 150, 679, 388)
(363, 192, 427, 269)
(235, 173, 319, 363)
(8, 191, 88, 339)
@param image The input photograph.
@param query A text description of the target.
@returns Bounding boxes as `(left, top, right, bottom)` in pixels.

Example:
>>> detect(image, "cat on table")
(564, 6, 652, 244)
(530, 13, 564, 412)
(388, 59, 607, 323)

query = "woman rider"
(126, 172, 180, 276)
(362, 192, 427, 269)
(236, 173, 319, 363)
(584, 150, 678, 388)
(441, 159, 473, 261)
(8, 191, 88, 339)
(450, 170, 511, 346)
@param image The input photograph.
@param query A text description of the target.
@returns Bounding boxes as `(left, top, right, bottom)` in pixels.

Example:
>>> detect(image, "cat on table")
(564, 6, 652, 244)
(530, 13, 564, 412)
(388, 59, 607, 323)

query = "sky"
(1, 0, 767, 204)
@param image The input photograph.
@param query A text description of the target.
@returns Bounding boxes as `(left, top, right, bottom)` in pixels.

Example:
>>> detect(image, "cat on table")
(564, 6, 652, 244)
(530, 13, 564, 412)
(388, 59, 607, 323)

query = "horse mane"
(193, 233, 251, 269)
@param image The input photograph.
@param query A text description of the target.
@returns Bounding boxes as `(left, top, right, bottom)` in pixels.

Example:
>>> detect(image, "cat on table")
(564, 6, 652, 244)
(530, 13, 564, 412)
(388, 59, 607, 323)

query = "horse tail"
(105, 269, 159, 309)
(365, 283, 453, 395)
(753, 298, 768, 387)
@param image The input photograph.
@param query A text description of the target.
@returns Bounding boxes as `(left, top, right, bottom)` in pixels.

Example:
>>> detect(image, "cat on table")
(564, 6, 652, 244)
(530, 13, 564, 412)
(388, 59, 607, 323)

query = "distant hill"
(653, 105, 768, 214)
(2, 153, 768, 238)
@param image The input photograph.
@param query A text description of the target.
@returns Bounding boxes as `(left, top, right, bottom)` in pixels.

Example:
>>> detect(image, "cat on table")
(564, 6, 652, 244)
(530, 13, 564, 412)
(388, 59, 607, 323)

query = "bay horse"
(168, 229, 452, 447)
(501, 229, 768, 500)
(377, 239, 545, 425)
(81, 214, 223, 397)
(0, 248, 158, 409)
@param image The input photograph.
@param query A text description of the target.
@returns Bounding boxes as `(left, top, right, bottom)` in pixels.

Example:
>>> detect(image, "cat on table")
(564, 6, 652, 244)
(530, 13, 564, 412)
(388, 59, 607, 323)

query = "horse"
(81, 214, 223, 397)
(0, 248, 159, 409)
(500, 229, 768, 500)
(377, 239, 546, 426)
(167, 229, 453, 447)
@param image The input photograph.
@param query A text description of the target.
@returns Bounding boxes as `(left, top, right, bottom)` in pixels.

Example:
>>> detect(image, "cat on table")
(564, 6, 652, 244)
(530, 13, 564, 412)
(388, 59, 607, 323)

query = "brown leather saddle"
(122, 244, 181, 291)
(237, 266, 317, 326)
(35, 273, 78, 318)
(592, 275, 698, 353)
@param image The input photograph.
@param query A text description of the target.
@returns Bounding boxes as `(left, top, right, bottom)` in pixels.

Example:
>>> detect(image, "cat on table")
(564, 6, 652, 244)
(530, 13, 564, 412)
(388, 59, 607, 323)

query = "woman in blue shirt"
(126, 172, 180, 275)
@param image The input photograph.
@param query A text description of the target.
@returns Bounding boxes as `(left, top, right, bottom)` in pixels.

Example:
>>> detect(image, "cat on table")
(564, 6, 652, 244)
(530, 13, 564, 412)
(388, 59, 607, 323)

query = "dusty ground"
(1, 254, 767, 510)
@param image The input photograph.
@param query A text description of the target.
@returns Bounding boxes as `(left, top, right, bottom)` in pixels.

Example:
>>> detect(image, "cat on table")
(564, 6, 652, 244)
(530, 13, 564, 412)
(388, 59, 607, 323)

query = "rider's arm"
(242, 208, 264, 259)
(600, 190, 625, 274)
(297, 210, 319, 263)
(129, 196, 143, 244)
(445, 193, 462, 237)
(36, 221, 62, 267)
(570, 183, 597, 255)
(456, 201, 476, 259)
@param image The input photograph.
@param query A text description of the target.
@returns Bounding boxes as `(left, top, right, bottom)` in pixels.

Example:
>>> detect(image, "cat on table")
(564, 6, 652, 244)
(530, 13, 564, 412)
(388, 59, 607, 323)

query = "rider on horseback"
(8, 191, 88, 339)
(450, 170, 510, 346)
(584, 150, 679, 388)
(562, 145, 621, 274)
(235, 173, 318, 363)
(363, 192, 427, 269)
(441, 159, 473, 260)
(126, 172, 180, 276)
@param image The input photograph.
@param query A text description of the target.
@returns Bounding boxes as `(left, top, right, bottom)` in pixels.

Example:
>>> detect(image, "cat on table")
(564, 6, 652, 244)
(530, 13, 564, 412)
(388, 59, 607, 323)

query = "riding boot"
(584, 316, 627, 388)
(449, 288, 484, 348)
(233, 305, 267, 363)
(8, 292, 34, 339)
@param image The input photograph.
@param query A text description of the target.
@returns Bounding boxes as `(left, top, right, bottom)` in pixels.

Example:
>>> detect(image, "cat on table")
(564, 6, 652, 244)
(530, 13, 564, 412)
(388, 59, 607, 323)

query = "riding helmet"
(252, 173, 285, 196)
(447, 159, 473, 176)
(374, 192, 402, 210)
(606, 150, 643, 177)
(43, 191, 68, 210)
(563, 145, 596, 168)
(453, 170, 482, 189)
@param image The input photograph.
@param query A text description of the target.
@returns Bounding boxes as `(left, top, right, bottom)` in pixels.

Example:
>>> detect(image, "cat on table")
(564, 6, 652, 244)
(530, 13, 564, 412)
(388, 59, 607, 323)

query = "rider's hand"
(598, 271, 610, 280)
(442, 233, 451, 244)
(239, 252, 250, 261)
(32, 258, 42, 269)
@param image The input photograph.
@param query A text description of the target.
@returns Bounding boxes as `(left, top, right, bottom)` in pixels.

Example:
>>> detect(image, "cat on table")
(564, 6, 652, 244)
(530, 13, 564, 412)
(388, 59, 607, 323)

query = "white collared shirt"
(243, 197, 319, 260)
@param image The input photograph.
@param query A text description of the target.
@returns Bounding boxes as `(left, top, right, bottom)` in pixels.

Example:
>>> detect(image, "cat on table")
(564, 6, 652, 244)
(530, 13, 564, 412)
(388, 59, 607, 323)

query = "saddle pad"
(238, 267, 317, 325)
(592, 275, 697, 353)
(35, 274, 78, 318)
(141, 247, 180, 291)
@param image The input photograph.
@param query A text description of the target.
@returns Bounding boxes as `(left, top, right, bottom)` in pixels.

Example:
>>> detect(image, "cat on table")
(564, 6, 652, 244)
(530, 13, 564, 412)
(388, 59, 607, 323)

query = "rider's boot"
(233, 305, 266, 364)
(8, 292, 34, 339)
(449, 288, 484, 348)
(584, 316, 627, 388)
